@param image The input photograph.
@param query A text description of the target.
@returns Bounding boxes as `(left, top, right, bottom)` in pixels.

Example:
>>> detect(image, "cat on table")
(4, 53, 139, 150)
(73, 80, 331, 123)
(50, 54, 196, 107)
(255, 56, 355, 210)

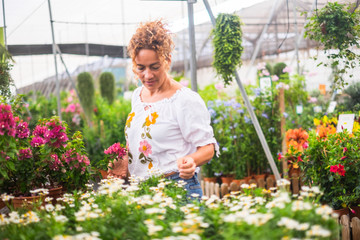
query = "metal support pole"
(2, 0, 7, 48)
(292, 0, 299, 74)
(245, 0, 281, 78)
(187, 0, 197, 92)
(203, 0, 281, 181)
(47, 0, 62, 120)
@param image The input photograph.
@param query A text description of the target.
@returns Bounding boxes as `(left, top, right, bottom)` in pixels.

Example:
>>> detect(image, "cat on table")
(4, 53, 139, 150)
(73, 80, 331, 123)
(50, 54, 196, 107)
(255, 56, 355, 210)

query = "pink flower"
(283, 66, 292, 73)
(277, 152, 283, 161)
(18, 148, 32, 160)
(16, 120, 30, 138)
(139, 140, 152, 157)
(341, 156, 347, 160)
(49, 154, 63, 171)
(262, 69, 270, 76)
(303, 141, 309, 149)
(0, 104, 16, 137)
(104, 142, 127, 160)
(65, 103, 76, 113)
(343, 147, 348, 153)
(271, 75, 279, 81)
(31, 136, 46, 147)
(215, 82, 224, 90)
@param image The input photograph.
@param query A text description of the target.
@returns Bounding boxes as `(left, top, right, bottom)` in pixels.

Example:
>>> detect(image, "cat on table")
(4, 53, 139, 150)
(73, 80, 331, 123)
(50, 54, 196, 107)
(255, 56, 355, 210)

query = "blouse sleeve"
(176, 89, 220, 157)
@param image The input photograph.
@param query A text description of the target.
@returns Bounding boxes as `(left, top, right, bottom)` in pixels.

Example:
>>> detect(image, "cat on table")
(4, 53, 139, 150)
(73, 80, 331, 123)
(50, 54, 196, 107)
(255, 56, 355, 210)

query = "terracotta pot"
(333, 207, 349, 219)
(221, 177, 234, 185)
(232, 179, 242, 185)
(254, 174, 266, 180)
(99, 169, 108, 179)
(203, 177, 217, 183)
(48, 186, 63, 204)
(243, 176, 253, 183)
(11, 195, 43, 209)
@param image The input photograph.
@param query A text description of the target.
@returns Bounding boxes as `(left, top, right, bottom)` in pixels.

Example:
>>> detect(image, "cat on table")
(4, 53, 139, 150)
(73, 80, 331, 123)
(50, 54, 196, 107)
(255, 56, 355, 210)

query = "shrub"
(76, 72, 95, 119)
(99, 72, 116, 105)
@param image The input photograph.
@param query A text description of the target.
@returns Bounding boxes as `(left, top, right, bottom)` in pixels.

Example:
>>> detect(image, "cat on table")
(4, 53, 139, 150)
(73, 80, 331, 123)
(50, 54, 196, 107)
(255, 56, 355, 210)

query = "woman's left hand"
(177, 156, 196, 179)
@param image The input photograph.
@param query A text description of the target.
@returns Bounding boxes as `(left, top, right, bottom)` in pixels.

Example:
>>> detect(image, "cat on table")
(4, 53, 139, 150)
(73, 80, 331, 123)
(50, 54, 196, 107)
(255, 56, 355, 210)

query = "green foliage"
(339, 81, 360, 112)
(99, 72, 116, 105)
(212, 13, 243, 86)
(83, 96, 131, 167)
(0, 45, 14, 99)
(304, 2, 360, 88)
(272, 62, 287, 79)
(301, 130, 360, 209)
(77, 72, 95, 118)
(0, 176, 339, 239)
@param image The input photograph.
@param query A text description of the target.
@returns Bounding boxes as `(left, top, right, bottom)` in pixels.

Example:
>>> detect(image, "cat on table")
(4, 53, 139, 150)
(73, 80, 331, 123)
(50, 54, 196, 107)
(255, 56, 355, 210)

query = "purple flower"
(31, 136, 46, 147)
(244, 116, 251, 123)
(262, 113, 268, 119)
(0, 104, 16, 137)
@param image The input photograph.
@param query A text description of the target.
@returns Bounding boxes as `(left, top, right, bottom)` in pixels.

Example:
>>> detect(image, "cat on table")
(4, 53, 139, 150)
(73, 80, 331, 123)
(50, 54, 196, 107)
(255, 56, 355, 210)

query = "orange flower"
(145, 112, 159, 126)
(316, 125, 336, 139)
(126, 112, 135, 127)
(286, 128, 309, 153)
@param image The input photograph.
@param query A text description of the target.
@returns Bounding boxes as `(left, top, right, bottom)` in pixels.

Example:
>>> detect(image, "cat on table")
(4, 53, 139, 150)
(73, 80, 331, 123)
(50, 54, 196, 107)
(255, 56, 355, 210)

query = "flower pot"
(11, 195, 43, 209)
(203, 177, 217, 183)
(48, 186, 63, 205)
(99, 169, 108, 179)
(221, 176, 234, 185)
(0, 198, 6, 209)
(244, 176, 253, 183)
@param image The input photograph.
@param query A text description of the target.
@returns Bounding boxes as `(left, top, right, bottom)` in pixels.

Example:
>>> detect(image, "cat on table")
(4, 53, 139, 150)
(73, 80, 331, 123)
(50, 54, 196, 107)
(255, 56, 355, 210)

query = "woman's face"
(134, 49, 170, 92)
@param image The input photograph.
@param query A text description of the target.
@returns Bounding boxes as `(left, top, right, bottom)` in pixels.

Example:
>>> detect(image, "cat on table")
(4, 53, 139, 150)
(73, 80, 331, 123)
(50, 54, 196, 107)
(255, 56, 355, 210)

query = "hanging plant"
(0, 45, 14, 99)
(304, 2, 360, 89)
(212, 13, 243, 86)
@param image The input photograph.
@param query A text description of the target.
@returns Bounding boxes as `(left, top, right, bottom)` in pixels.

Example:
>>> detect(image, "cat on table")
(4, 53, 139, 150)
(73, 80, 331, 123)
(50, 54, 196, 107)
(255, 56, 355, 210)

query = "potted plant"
(304, 2, 360, 88)
(300, 128, 360, 212)
(96, 142, 127, 179)
(201, 158, 220, 183)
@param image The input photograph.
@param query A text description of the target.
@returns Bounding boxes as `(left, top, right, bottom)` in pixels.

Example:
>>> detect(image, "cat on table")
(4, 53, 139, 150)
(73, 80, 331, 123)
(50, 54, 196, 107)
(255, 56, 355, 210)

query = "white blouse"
(125, 86, 219, 178)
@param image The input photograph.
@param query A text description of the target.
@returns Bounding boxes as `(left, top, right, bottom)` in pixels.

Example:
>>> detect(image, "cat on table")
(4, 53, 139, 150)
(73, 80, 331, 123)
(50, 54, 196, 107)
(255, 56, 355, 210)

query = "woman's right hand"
(107, 155, 129, 179)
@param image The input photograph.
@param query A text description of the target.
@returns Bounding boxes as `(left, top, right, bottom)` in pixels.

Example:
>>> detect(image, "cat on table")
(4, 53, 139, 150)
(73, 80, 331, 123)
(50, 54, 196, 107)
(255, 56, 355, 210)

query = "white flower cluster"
(0, 211, 40, 226)
(53, 231, 101, 240)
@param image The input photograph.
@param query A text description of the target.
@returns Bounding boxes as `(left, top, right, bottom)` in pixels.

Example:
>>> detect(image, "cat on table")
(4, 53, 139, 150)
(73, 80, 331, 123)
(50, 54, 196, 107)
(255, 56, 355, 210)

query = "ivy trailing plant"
(212, 13, 243, 86)
(304, 2, 360, 89)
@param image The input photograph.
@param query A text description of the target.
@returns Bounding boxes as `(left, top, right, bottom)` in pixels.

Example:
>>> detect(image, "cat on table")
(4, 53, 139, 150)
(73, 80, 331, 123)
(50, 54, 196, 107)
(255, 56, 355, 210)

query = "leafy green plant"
(301, 130, 360, 210)
(0, 45, 14, 99)
(304, 2, 360, 88)
(99, 72, 116, 105)
(77, 72, 95, 119)
(212, 13, 243, 86)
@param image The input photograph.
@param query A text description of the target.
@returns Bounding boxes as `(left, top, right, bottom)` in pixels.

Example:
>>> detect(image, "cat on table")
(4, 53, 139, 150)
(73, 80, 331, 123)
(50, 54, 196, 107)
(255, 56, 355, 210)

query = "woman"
(109, 20, 218, 198)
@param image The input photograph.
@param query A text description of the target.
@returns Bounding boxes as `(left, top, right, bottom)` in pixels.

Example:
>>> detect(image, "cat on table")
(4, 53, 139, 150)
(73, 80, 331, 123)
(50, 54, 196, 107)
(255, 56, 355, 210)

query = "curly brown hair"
(128, 20, 174, 72)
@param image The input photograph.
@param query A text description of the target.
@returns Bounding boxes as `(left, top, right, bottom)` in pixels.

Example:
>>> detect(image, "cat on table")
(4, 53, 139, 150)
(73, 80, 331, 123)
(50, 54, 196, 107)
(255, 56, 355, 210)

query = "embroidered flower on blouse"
(145, 112, 159, 126)
(126, 112, 135, 128)
(139, 140, 152, 157)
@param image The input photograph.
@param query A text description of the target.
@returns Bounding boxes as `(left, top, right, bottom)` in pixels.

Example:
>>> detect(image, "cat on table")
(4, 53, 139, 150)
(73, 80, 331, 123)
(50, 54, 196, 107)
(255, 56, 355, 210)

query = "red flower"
(277, 152, 283, 161)
(341, 156, 347, 160)
(343, 147, 348, 153)
(297, 155, 303, 162)
(330, 164, 346, 176)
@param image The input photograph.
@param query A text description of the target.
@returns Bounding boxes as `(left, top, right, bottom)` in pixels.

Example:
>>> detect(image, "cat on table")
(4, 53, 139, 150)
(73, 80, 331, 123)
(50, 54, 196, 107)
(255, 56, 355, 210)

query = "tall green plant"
(77, 72, 95, 119)
(99, 72, 115, 105)
(212, 13, 243, 86)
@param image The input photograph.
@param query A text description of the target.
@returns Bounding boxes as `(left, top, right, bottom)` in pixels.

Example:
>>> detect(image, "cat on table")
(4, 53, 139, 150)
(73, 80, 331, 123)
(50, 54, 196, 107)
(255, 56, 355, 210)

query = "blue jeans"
(166, 172, 203, 200)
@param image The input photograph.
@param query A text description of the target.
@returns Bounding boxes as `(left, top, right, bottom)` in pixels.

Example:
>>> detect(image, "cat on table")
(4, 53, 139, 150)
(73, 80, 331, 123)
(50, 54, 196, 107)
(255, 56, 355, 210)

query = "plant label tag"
(337, 114, 355, 133)
(327, 101, 337, 113)
(296, 105, 303, 114)
(313, 106, 322, 113)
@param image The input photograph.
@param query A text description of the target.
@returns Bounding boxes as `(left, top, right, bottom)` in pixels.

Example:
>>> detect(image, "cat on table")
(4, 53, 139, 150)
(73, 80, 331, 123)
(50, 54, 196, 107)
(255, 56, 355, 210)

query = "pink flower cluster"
(16, 120, 30, 138)
(30, 119, 69, 148)
(330, 164, 346, 176)
(0, 104, 16, 137)
(18, 148, 33, 160)
(104, 142, 127, 160)
(62, 149, 90, 174)
(49, 154, 63, 171)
